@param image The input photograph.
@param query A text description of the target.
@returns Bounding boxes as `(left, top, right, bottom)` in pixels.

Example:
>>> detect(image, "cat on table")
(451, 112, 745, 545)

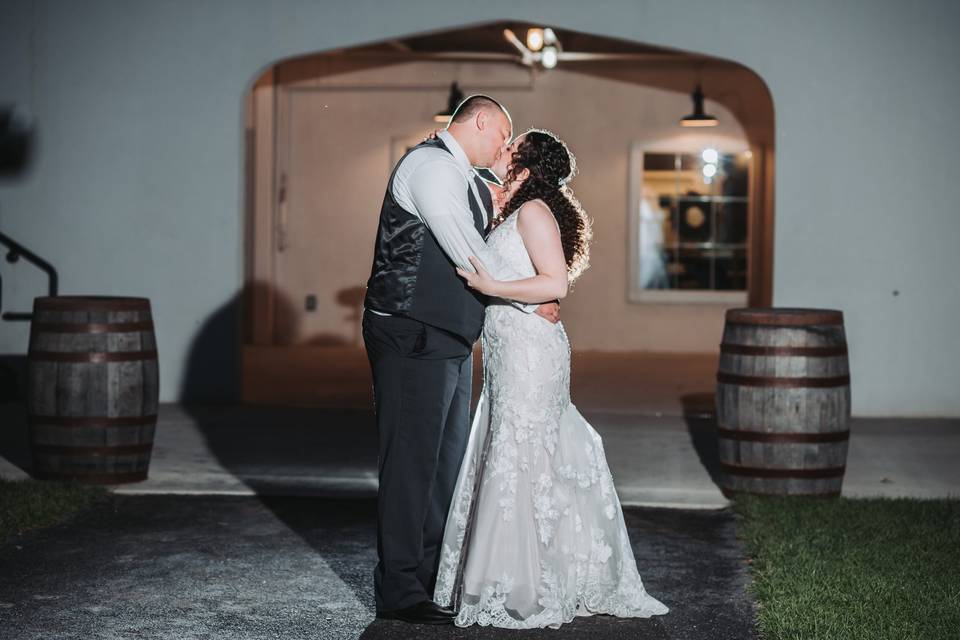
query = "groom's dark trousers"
(362, 310, 473, 611)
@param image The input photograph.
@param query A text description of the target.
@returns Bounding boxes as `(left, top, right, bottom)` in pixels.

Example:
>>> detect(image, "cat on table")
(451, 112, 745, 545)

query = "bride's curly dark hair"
(496, 129, 592, 283)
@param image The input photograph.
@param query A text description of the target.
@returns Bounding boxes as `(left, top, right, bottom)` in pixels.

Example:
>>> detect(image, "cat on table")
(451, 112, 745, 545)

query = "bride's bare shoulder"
(517, 198, 553, 221)
(516, 198, 558, 234)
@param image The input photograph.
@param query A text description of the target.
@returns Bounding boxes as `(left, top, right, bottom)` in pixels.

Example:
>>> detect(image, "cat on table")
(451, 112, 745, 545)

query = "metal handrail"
(0, 230, 59, 321)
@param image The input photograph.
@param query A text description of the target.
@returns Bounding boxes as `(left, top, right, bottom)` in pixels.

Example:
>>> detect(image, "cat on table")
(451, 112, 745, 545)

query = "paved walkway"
(0, 494, 756, 640)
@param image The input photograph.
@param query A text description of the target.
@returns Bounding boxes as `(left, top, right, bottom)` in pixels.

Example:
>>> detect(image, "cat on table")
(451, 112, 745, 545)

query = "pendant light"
(680, 84, 718, 127)
(434, 81, 465, 124)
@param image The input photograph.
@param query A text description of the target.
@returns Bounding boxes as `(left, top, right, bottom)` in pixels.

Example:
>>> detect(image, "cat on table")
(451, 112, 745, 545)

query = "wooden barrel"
(715, 307, 850, 497)
(27, 296, 159, 483)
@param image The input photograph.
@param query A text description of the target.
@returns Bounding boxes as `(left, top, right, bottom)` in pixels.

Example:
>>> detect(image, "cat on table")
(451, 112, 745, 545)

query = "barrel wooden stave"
(32, 452, 153, 478)
(716, 380, 850, 433)
(30, 421, 156, 446)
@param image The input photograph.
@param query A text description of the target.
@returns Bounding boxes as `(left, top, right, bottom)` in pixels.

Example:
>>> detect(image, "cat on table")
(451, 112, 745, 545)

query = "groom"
(362, 95, 559, 624)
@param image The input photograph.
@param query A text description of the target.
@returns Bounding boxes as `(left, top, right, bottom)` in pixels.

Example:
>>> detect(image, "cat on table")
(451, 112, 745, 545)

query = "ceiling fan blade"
(555, 51, 686, 62)
(502, 28, 534, 66)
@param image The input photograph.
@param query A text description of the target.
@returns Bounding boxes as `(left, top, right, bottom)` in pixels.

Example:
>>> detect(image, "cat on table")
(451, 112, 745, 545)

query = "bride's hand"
(456, 256, 499, 296)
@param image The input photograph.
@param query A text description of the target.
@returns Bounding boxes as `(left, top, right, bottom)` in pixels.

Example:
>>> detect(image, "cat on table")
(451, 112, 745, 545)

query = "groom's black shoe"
(375, 600, 456, 625)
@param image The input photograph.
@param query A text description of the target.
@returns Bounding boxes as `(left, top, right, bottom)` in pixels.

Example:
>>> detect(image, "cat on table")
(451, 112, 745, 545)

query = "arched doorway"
(240, 21, 775, 411)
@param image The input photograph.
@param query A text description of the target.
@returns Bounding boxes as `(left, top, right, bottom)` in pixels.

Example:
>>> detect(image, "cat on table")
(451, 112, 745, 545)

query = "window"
(628, 144, 751, 303)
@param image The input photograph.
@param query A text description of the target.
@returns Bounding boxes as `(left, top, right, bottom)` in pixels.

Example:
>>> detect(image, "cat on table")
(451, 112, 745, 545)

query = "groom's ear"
(474, 109, 487, 132)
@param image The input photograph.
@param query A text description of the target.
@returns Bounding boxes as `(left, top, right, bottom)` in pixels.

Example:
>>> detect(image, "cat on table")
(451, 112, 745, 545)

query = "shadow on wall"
(274, 284, 367, 348)
(327, 285, 365, 347)
(179, 278, 326, 400)
(239, 280, 380, 407)
(178, 291, 245, 403)
(179, 277, 379, 403)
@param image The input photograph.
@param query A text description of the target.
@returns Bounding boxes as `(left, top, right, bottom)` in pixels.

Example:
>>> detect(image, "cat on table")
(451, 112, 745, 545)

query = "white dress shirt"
(368, 129, 536, 316)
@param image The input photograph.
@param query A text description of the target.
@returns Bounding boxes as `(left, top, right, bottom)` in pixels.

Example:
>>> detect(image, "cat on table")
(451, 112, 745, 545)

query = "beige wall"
(267, 60, 749, 352)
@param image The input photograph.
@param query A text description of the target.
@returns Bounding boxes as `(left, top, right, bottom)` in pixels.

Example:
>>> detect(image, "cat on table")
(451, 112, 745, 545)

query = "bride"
(432, 129, 670, 629)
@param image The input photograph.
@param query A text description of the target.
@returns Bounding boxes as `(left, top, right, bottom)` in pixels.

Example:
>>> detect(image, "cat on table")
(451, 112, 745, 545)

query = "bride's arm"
(457, 200, 568, 303)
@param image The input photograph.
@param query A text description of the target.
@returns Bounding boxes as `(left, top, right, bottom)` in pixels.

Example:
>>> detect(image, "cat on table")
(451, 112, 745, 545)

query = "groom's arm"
(404, 158, 543, 313)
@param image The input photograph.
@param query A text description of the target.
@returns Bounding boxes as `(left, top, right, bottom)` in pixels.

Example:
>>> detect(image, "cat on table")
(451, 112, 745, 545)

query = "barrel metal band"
(716, 371, 850, 388)
(28, 350, 158, 363)
(31, 321, 155, 334)
(717, 426, 850, 443)
(28, 414, 158, 427)
(34, 297, 151, 311)
(724, 310, 844, 326)
(726, 322, 844, 330)
(720, 343, 848, 357)
(720, 462, 847, 479)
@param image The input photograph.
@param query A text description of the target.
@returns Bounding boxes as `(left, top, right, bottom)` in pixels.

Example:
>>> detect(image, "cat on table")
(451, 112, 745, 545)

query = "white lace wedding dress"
(433, 209, 670, 629)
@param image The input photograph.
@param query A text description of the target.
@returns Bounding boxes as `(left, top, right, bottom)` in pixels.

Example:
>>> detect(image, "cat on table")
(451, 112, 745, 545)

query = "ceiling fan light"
(541, 45, 558, 69)
(526, 28, 544, 52)
(543, 28, 557, 46)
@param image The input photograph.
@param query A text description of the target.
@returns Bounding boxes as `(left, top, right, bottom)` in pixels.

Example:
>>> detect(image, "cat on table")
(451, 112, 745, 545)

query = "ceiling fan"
(501, 27, 672, 69)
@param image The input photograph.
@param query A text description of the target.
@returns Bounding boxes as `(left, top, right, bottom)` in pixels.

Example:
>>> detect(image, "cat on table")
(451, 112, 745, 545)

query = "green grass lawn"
(0, 476, 111, 543)
(733, 495, 960, 640)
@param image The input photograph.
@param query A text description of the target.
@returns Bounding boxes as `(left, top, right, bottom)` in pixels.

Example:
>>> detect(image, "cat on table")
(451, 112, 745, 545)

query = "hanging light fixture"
(680, 84, 718, 127)
(434, 81, 465, 124)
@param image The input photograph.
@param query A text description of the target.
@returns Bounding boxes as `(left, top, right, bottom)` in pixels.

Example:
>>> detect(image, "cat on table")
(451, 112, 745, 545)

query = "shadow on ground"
(680, 391, 724, 488)
(0, 400, 31, 473)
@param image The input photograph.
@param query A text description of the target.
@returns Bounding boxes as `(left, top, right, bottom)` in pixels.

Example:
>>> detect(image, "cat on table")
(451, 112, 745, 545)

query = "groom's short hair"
(450, 95, 510, 125)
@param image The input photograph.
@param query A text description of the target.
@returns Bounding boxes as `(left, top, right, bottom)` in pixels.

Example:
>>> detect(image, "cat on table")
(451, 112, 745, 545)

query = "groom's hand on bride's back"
(535, 301, 561, 324)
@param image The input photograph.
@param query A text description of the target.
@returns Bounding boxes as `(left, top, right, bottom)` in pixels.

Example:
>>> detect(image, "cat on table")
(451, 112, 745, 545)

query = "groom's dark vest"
(364, 137, 493, 344)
